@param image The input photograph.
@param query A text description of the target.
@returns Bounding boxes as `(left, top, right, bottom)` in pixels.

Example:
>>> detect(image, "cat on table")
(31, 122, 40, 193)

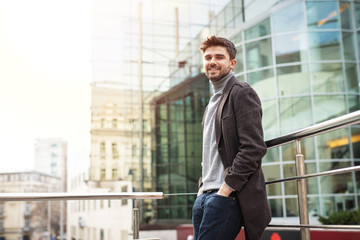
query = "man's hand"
(216, 184, 233, 197)
(197, 186, 203, 197)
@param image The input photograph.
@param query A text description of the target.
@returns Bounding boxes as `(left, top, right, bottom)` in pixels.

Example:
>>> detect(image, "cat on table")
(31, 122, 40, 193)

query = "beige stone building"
(67, 173, 132, 240)
(0, 171, 62, 240)
(90, 84, 152, 192)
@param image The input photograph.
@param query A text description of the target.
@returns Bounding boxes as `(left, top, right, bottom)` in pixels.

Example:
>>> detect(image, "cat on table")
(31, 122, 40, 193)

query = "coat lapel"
(215, 76, 238, 148)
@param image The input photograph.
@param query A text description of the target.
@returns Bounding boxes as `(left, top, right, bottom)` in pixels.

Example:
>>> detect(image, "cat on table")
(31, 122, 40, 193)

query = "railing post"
(295, 140, 310, 240)
(133, 200, 140, 240)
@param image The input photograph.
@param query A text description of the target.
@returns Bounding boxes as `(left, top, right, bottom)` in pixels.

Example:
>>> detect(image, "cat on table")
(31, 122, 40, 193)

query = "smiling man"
(192, 36, 271, 240)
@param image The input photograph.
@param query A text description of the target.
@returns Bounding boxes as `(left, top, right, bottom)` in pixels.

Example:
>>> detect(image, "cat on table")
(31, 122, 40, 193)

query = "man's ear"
(230, 59, 237, 70)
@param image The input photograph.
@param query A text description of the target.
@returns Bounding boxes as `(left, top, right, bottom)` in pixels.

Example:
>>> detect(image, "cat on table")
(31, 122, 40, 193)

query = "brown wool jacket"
(200, 76, 271, 240)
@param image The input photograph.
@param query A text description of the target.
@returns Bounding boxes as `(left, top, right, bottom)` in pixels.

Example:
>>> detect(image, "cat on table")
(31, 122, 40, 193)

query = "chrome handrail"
(266, 110, 360, 149)
(0, 192, 164, 201)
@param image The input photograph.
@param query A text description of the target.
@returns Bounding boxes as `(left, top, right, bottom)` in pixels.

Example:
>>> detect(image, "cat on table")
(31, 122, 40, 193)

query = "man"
(192, 36, 271, 240)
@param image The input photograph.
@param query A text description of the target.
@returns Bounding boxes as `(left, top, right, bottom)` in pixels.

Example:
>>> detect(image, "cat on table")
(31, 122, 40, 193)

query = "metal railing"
(1, 110, 360, 240)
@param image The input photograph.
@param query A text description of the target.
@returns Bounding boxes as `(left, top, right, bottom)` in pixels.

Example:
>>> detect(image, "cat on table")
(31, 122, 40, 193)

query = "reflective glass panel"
(263, 147, 280, 163)
(340, 2, 352, 29)
(320, 161, 353, 194)
(245, 18, 271, 40)
(283, 163, 297, 195)
(356, 2, 360, 28)
(313, 95, 346, 123)
(306, 163, 318, 195)
(306, 1, 339, 29)
(277, 65, 310, 96)
(308, 197, 320, 217)
(317, 128, 350, 160)
(321, 196, 356, 217)
(345, 63, 359, 93)
(352, 127, 360, 159)
(308, 31, 341, 61)
(279, 97, 312, 133)
(273, 1, 305, 33)
(262, 164, 281, 196)
(358, 31, 360, 58)
(343, 32, 355, 60)
(247, 68, 275, 100)
(275, 33, 308, 64)
(286, 198, 299, 217)
(262, 99, 279, 133)
(349, 95, 360, 113)
(231, 33, 242, 45)
(282, 138, 315, 162)
(245, 38, 273, 70)
(269, 198, 283, 217)
(234, 45, 244, 74)
(310, 63, 344, 93)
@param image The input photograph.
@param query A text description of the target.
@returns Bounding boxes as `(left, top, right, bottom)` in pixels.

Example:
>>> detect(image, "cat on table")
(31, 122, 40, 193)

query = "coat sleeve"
(223, 85, 267, 192)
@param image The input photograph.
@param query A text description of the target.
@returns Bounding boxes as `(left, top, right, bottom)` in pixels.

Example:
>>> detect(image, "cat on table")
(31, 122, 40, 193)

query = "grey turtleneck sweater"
(202, 72, 234, 191)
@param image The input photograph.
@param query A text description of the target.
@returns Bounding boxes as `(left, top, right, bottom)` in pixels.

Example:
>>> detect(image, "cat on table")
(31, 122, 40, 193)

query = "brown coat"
(200, 76, 271, 240)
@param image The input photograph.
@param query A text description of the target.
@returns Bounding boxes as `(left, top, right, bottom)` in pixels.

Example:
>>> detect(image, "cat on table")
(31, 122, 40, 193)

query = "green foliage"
(319, 209, 360, 225)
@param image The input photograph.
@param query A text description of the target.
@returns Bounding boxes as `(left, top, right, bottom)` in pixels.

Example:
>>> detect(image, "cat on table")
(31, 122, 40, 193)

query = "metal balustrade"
(1, 110, 360, 240)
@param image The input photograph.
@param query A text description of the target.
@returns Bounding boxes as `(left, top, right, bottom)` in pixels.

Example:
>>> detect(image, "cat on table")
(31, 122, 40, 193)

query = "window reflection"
(269, 198, 283, 217)
(279, 97, 312, 132)
(247, 68, 275, 99)
(234, 45, 244, 74)
(345, 63, 359, 93)
(343, 32, 355, 60)
(306, 1, 339, 29)
(273, 2, 305, 33)
(321, 196, 355, 217)
(275, 33, 308, 64)
(245, 19, 271, 40)
(262, 164, 281, 196)
(286, 198, 299, 217)
(313, 95, 346, 123)
(277, 65, 310, 96)
(317, 128, 350, 160)
(308, 31, 341, 61)
(310, 63, 344, 93)
(246, 38, 273, 70)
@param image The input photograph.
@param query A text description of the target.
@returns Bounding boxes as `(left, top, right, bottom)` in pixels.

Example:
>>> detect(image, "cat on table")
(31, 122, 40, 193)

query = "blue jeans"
(192, 191, 243, 240)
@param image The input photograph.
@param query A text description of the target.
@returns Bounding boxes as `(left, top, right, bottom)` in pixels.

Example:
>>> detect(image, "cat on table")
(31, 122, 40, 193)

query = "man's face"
(203, 46, 236, 82)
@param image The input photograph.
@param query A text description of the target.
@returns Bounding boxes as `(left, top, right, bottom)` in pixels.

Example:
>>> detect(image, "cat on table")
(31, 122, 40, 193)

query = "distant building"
(90, 84, 152, 193)
(67, 173, 132, 240)
(0, 171, 61, 240)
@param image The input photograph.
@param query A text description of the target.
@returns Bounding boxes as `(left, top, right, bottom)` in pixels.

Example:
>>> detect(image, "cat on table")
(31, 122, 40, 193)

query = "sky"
(0, 0, 92, 172)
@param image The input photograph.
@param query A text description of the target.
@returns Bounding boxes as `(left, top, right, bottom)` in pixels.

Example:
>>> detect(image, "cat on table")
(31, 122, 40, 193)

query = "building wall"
(67, 173, 132, 240)
(0, 171, 62, 240)
(154, 0, 360, 223)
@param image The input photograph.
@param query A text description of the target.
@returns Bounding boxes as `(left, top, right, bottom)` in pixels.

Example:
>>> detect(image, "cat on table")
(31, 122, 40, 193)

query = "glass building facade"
(152, 0, 360, 223)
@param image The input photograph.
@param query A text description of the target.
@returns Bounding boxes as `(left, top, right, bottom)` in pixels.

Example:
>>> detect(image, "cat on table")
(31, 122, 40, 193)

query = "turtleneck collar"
(210, 72, 234, 94)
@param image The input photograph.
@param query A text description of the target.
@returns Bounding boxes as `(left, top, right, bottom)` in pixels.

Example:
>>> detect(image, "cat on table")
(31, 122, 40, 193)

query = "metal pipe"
(0, 192, 164, 201)
(266, 110, 360, 149)
(266, 165, 360, 185)
(133, 207, 140, 239)
(295, 140, 310, 240)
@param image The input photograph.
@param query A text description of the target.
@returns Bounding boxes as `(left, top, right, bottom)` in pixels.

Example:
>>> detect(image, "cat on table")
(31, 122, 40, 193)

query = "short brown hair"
(200, 35, 237, 60)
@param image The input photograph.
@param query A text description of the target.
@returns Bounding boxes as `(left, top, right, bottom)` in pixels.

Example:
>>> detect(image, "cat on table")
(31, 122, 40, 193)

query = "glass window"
(279, 97, 312, 133)
(321, 196, 356, 217)
(269, 198, 283, 217)
(349, 95, 360, 113)
(282, 138, 315, 162)
(100, 169, 106, 180)
(356, 2, 360, 28)
(306, 163, 318, 194)
(358, 31, 360, 58)
(345, 63, 359, 93)
(275, 33, 308, 64)
(263, 148, 280, 163)
(273, 1, 305, 33)
(234, 45, 243, 74)
(247, 69, 275, 100)
(277, 65, 310, 96)
(308, 31, 341, 61)
(262, 100, 279, 134)
(352, 127, 360, 159)
(311, 63, 344, 93)
(262, 164, 281, 196)
(231, 33, 242, 45)
(313, 95, 346, 123)
(245, 38, 273, 70)
(286, 198, 299, 217)
(340, 2, 352, 30)
(343, 32, 355, 60)
(320, 161, 353, 195)
(308, 197, 320, 217)
(306, 1, 339, 29)
(317, 128, 350, 160)
(283, 163, 298, 195)
(245, 18, 271, 40)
